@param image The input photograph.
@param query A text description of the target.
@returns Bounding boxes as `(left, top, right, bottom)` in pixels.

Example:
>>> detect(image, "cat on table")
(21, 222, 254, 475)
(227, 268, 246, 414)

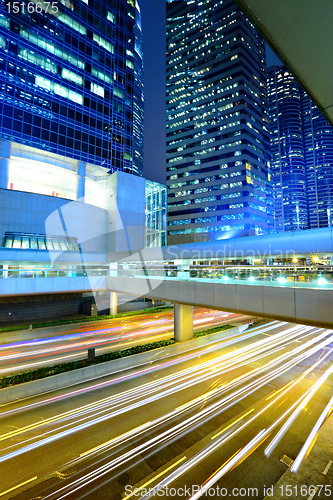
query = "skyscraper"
(267, 66, 308, 232)
(267, 65, 333, 231)
(302, 90, 333, 228)
(0, 0, 144, 176)
(166, 0, 274, 245)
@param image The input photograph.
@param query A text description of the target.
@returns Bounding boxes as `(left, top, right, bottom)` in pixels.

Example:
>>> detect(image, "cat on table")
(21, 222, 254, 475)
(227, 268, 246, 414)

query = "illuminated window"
(20, 30, 85, 69)
(54, 83, 68, 98)
(93, 34, 114, 53)
(57, 13, 87, 35)
(68, 89, 83, 104)
(58, 13, 86, 35)
(35, 76, 83, 105)
(36, 75, 51, 91)
(0, 15, 9, 29)
(62, 68, 83, 85)
(107, 11, 115, 22)
(92, 67, 112, 84)
(91, 82, 104, 97)
(114, 88, 124, 99)
(19, 49, 57, 72)
(59, 0, 74, 9)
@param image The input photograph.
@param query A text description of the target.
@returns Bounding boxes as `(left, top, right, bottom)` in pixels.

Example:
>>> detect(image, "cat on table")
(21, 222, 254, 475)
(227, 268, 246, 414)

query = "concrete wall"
(106, 171, 145, 252)
(0, 294, 83, 323)
(0, 275, 106, 296)
(0, 188, 108, 252)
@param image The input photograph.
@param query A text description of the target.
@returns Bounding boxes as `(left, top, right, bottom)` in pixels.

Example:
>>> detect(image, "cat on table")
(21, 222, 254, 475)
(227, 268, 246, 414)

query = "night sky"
(139, 0, 282, 185)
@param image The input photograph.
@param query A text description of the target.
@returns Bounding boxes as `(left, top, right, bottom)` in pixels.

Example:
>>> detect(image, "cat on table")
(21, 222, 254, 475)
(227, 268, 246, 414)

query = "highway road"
(0, 309, 248, 376)
(0, 320, 333, 499)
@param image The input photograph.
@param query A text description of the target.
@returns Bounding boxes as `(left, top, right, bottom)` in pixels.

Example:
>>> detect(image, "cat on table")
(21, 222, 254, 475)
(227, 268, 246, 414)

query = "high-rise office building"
(267, 66, 308, 232)
(166, 0, 274, 245)
(267, 65, 333, 231)
(302, 91, 333, 228)
(0, 0, 144, 176)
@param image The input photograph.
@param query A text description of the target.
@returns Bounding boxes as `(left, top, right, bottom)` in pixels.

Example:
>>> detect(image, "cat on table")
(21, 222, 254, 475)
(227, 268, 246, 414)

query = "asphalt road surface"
(0, 308, 249, 376)
(0, 321, 332, 499)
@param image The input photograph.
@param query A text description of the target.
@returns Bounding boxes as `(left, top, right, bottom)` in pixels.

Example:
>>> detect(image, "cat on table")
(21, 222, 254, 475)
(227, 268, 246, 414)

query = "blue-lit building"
(267, 65, 333, 231)
(166, 0, 274, 245)
(0, 0, 144, 176)
(0, 0, 170, 321)
(267, 66, 308, 232)
(302, 92, 333, 228)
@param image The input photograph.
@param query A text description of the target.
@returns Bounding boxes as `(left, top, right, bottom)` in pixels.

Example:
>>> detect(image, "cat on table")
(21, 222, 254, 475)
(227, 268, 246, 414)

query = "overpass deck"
(0, 265, 331, 332)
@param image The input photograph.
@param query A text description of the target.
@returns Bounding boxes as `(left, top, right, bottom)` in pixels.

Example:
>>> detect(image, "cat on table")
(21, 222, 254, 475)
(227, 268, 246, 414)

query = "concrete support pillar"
(174, 303, 193, 342)
(0, 140, 11, 189)
(110, 291, 117, 316)
(77, 161, 86, 201)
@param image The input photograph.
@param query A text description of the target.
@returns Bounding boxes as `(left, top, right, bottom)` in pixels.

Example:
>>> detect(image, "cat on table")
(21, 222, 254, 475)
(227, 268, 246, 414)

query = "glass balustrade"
(0, 265, 332, 289)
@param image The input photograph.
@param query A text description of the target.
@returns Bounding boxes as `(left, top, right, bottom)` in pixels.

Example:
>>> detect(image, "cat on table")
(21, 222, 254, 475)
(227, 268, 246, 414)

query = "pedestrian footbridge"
(0, 227, 333, 339)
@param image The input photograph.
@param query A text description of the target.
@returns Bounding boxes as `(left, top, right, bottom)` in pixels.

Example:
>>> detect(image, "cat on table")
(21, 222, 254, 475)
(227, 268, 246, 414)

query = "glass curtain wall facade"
(267, 65, 333, 231)
(166, 0, 273, 245)
(132, 0, 144, 175)
(0, 0, 143, 176)
(302, 91, 333, 228)
(267, 66, 307, 232)
(145, 180, 167, 247)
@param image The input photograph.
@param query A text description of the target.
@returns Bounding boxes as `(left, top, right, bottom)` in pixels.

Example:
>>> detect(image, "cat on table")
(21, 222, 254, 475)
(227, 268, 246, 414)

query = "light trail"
(188, 430, 267, 500)
(290, 393, 333, 473)
(20, 330, 333, 499)
(0, 310, 243, 375)
(0, 309, 230, 353)
(0, 322, 318, 445)
(137, 346, 333, 500)
(0, 323, 326, 461)
(0, 323, 303, 455)
(0, 320, 281, 418)
(265, 353, 333, 457)
(1, 321, 332, 500)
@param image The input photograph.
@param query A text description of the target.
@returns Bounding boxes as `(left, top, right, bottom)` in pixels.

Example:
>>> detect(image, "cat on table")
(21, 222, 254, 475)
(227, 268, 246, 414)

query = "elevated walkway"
(1, 227, 333, 336)
(0, 271, 331, 330)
